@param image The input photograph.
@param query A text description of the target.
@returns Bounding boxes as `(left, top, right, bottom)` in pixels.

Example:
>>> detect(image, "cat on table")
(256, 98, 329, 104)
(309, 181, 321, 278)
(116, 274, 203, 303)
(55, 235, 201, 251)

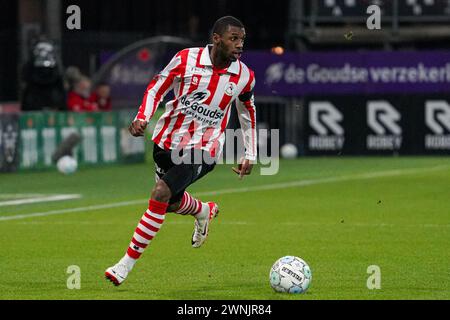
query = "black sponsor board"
(304, 95, 450, 155)
(0, 300, 443, 318)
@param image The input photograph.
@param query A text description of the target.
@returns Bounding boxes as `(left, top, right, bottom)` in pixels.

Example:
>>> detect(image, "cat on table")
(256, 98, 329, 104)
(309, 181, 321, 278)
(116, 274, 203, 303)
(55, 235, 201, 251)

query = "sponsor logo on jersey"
(181, 91, 225, 125)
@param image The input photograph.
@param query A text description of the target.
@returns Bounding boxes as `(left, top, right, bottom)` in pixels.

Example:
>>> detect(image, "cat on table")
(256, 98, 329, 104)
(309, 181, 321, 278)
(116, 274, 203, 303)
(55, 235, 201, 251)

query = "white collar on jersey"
(200, 45, 240, 75)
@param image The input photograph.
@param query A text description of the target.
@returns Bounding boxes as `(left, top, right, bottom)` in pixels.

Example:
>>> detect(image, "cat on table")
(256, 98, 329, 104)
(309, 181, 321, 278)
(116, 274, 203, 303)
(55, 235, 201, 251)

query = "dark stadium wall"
(59, 0, 289, 76)
(60, 0, 288, 46)
(0, 1, 19, 101)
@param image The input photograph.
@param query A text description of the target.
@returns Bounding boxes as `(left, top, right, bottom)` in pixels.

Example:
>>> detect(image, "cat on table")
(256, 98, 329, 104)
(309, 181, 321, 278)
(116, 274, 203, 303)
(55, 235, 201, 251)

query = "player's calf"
(174, 192, 203, 215)
(105, 199, 169, 286)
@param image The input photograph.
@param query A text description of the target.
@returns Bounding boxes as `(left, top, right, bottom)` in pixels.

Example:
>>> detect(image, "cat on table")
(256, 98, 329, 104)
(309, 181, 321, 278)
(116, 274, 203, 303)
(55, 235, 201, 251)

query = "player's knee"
(152, 180, 172, 202)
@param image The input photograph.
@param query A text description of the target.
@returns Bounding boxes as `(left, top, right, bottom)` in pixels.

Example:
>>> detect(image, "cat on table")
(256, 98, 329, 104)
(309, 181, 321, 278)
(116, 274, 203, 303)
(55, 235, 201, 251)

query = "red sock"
(175, 192, 204, 216)
(126, 199, 168, 260)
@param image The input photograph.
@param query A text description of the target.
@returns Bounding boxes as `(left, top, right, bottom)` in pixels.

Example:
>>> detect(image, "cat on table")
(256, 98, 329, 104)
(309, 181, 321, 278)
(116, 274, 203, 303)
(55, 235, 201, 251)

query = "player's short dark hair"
(212, 16, 244, 36)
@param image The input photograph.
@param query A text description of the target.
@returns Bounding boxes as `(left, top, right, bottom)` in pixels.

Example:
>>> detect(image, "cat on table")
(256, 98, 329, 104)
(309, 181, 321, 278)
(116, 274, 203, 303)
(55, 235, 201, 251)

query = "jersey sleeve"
(135, 50, 186, 122)
(236, 70, 257, 161)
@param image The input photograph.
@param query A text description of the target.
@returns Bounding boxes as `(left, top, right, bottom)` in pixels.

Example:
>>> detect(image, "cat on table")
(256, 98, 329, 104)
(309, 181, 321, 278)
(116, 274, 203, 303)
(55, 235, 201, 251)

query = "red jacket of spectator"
(67, 91, 98, 112)
(89, 92, 112, 111)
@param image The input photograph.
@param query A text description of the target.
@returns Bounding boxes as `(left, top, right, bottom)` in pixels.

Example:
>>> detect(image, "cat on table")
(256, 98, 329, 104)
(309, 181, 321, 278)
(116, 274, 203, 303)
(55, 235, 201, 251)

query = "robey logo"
(425, 100, 450, 150)
(367, 101, 402, 150)
(308, 102, 344, 150)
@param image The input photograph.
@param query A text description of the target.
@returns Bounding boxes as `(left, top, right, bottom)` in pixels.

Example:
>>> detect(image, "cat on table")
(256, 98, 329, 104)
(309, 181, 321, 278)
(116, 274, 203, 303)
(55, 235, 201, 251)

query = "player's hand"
(232, 158, 253, 180)
(128, 120, 148, 137)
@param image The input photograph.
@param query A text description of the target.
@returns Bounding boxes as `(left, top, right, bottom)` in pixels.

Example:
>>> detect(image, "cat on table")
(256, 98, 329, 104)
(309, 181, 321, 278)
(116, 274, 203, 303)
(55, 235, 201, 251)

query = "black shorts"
(152, 143, 217, 204)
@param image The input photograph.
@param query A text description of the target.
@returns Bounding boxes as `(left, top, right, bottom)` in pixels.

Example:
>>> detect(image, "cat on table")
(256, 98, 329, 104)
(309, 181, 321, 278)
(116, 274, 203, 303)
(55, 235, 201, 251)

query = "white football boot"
(191, 202, 219, 248)
(105, 263, 130, 286)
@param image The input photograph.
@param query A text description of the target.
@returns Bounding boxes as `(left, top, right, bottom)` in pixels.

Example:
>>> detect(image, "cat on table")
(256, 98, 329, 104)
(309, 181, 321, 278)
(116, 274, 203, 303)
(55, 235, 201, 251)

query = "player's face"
(216, 26, 246, 62)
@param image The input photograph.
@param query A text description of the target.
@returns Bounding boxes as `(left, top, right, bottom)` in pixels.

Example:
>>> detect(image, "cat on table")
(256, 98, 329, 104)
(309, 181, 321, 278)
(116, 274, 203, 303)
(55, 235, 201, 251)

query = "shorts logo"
(225, 82, 237, 96)
(156, 166, 166, 176)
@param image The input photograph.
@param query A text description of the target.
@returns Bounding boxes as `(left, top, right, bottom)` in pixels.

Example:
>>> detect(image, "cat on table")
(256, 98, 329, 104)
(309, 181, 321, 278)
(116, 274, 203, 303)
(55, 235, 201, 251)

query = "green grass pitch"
(0, 156, 449, 300)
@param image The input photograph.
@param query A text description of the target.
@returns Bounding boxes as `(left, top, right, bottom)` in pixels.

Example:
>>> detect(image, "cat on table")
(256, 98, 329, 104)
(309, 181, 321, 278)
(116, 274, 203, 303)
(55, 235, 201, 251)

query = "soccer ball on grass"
(56, 155, 78, 175)
(269, 256, 312, 294)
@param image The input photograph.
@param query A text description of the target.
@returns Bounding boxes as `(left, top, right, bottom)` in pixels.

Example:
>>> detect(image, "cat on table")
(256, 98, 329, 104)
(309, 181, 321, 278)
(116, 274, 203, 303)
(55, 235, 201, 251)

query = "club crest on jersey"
(192, 75, 201, 86)
(225, 82, 237, 96)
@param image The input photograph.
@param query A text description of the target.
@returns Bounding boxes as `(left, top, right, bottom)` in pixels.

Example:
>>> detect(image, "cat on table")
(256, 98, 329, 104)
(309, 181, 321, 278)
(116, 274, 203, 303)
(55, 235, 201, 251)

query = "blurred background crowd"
(21, 38, 111, 112)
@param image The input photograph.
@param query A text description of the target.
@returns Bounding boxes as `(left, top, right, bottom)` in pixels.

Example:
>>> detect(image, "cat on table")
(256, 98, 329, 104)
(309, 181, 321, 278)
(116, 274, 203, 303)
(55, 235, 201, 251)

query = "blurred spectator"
(89, 83, 112, 111)
(64, 66, 82, 91)
(67, 76, 98, 112)
(21, 39, 65, 111)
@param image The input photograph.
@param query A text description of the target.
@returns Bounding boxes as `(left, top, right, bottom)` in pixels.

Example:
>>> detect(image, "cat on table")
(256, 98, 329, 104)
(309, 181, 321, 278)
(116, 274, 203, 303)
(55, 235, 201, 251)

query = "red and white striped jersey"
(135, 45, 257, 160)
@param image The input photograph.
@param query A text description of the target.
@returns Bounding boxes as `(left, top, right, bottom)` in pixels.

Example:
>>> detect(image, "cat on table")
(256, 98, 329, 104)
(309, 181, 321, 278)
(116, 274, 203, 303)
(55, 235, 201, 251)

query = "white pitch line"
(0, 194, 82, 207)
(0, 165, 448, 222)
(0, 194, 51, 199)
(0, 199, 143, 221)
(193, 165, 449, 197)
(13, 221, 450, 228)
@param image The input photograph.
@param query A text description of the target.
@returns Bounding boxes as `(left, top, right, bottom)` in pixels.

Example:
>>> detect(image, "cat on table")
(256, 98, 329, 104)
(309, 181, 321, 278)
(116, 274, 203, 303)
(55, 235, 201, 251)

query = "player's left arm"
(233, 72, 257, 179)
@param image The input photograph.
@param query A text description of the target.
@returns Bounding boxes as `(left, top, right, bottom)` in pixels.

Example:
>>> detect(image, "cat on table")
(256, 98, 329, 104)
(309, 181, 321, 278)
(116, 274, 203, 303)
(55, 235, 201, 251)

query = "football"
(269, 256, 312, 294)
(280, 143, 298, 159)
(56, 155, 78, 175)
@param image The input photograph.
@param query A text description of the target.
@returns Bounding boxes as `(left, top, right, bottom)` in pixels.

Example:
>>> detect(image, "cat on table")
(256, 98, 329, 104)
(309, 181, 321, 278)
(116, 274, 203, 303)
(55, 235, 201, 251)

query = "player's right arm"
(130, 50, 187, 137)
